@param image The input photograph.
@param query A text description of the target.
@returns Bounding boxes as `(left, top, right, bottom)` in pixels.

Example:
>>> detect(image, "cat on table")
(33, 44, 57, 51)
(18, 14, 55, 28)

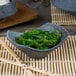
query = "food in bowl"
(16, 29, 62, 50)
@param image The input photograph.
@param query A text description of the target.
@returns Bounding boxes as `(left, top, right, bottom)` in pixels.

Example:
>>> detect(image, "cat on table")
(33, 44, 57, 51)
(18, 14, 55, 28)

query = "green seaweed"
(16, 29, 62, 50)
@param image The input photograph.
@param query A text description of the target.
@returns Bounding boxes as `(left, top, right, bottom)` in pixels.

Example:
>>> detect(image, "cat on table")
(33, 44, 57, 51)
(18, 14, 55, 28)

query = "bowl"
(52, 0, 76, 12)
(0, 0, 17, 19)
(7, 22, 69, 58)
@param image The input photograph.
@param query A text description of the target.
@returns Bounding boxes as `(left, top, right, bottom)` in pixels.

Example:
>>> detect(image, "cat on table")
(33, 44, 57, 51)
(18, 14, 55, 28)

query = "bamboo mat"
(0, 35, 76, 76)
(50, 2, 76, 25)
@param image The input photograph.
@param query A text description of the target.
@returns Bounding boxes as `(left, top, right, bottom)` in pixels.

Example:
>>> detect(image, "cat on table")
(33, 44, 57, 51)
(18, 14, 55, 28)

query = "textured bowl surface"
(0, 0, 17, 19)
(52, 0, 76, 12)
(7, 22, 69, 58)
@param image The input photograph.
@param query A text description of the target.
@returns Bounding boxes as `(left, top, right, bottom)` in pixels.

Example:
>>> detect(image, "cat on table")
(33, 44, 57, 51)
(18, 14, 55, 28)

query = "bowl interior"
(7, 22, 69, 52)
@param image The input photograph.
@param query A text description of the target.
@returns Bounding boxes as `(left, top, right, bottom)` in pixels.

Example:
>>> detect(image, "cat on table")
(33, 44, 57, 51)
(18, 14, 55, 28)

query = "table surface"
(0, 0, 76, 35)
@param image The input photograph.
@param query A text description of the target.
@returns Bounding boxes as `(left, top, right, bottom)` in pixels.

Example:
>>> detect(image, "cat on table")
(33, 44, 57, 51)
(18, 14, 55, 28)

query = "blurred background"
(0, 0, 51, 35)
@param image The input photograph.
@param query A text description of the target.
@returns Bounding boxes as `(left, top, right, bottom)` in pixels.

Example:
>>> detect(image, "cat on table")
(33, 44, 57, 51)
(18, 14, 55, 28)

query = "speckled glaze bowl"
(7, 22, 69, 58)
(0, 0, 17, 19)
(52, 0, 76, 12)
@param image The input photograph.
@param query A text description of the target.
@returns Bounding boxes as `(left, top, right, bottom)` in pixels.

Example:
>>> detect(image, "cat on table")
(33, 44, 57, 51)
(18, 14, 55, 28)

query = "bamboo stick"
(0, 39, 53, 76)
(0, 57, 53, 76)
(0, 58, 23, 67)
(0, 39, 21, 64)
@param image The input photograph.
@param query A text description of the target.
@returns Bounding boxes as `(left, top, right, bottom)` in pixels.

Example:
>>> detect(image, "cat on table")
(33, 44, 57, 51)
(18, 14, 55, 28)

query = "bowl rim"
(7, 22, 69, 52)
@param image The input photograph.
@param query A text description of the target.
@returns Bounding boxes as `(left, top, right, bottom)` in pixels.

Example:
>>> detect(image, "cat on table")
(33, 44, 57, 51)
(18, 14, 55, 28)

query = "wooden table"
(0, 0, 76, 35)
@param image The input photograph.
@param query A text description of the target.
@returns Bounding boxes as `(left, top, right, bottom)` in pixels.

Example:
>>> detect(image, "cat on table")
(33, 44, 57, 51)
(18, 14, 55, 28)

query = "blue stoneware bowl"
(7, 22, 69, 58)
(52, 0, 76, 12)
(0, 0, 17, 19)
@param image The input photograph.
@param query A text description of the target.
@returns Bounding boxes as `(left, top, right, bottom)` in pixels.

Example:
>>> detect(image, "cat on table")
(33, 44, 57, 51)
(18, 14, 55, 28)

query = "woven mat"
(0, 36, 76, 76)
(50, 2, 76, 25)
